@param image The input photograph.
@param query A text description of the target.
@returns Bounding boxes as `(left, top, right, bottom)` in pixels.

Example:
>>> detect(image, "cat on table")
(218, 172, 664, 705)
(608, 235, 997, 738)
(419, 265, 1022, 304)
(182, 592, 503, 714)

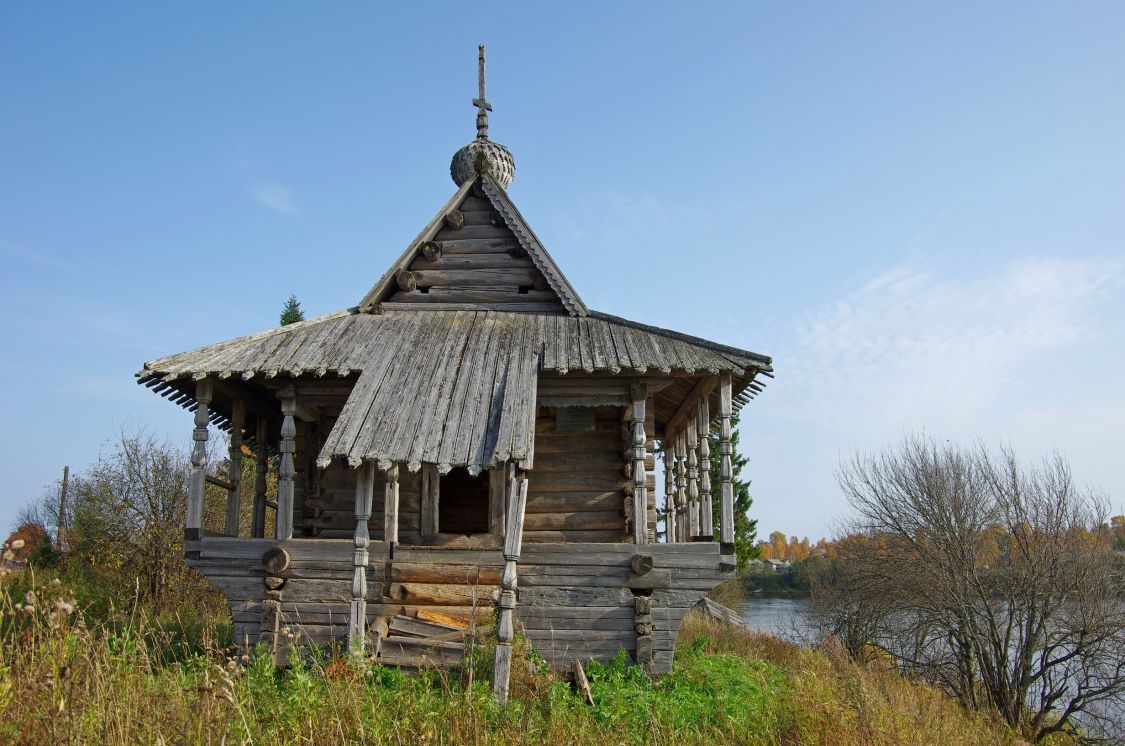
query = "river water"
(739, 597, 813, 642)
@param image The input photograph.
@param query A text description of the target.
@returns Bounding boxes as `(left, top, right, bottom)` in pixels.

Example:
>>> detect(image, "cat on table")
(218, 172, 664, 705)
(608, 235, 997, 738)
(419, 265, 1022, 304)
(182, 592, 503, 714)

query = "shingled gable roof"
(357, 174, 587, 316)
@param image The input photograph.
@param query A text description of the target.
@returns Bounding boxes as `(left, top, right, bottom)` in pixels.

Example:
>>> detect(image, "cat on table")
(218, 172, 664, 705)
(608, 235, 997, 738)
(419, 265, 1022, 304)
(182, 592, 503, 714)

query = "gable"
(359, 175, 586, 316)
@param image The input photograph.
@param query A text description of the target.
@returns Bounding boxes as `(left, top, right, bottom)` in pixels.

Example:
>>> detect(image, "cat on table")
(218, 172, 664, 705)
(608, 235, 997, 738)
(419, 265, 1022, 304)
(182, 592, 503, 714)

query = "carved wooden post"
(630, 383, 648, 545)
(698, 396, 714, 538)
(675, 431, 688, 542)
(186, 378, 212, 540)
(494, 466, 528, 704)
(664, 446, 677, 543)
(276, 386, 296, 540)
(719, 373, 735, 546)
(224, 399, 246, 537)
(252, 418, 268, 538)
(686, 414, 700, 539)
(383, 462, 400, 544)
(349, 460, 375, 654)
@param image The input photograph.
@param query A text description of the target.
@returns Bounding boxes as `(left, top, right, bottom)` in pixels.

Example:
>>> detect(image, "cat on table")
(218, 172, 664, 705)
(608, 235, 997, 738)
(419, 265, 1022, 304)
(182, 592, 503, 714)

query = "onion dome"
(451, 138, 515, 188)
(450, 44, 515, 189)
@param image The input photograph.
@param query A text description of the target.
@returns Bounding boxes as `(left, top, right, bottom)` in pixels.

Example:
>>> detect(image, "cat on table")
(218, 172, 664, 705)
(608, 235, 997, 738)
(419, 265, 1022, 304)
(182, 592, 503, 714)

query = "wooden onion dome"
(450, 44, 516, 188)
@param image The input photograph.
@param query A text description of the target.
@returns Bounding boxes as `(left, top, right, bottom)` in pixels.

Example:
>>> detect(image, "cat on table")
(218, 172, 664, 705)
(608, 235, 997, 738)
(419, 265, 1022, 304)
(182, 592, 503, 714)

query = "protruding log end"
(444, 209, 465, 230)
(421, 241, 442, 261)
(396, 270, 418, 291)
(630, 553, 654, 575)
(532, 275, 550, 291)
(261, 547, 291, 575)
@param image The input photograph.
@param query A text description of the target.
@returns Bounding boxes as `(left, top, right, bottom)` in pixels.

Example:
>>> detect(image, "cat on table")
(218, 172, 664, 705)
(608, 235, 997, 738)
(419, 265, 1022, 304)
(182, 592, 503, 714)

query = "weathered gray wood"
(224, 399, 246, 537)
(686, 415, 700, 538)
(439, 238, 521, 254)
(719, 373, 734, 545)
(421, 464, 439, 541)
(411, 268, 539, 288)
(697, 396, 714, 537)
(675, 431, 688, 543)
(384, 463, 400, 544)
(489, 466, 506, 536)
(664, 376, 718, 443)
(573, 659, 594, 704)
(629, 383, 648, 544)
(276, 387, 296, 540)
(349, 461, 375, 653)
(664, 447, 677, 543)
(186, 378, 212, 538)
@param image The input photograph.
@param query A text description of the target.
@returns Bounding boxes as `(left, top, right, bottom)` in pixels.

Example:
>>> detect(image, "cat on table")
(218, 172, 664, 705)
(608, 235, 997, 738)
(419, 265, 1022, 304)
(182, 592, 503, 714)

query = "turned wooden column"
(349, 460, 375, 653)
(383, 462, 400, 544)
(276, 386, 296, 540)
(674, 431, 688, 542)
(186, 378, 213, 540)
(224, 400, 246, 537)
(494, 465, 528, 704)
(698, 396, 714, 538)
(686, 414, 700, 538)
(718, 373, 735, 546)
(252, 418, 268, 538)
(630, 383, 648, 545)
(664, 446, 677, 543)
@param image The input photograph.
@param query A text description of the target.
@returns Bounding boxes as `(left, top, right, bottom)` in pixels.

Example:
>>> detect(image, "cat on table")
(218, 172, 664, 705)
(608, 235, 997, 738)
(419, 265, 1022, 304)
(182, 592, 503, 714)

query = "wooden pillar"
(252, 418, 268, 538)
(686, 415, 700, 538)
(421, 464, 439, 542)
(718, 373, 735, 546)
(224, 400, 246, 537)
(663, 446, 677, 543)
(674, 432, 688, 542)
(276, 386, 296, 540)
(494, 466, 528, 704)
(186, 378, 212, 540)
(349, 461, 375, 653)
(383, 463, 400, 544)
(698, 396, 714, 538)
(629, 383, 648, 545)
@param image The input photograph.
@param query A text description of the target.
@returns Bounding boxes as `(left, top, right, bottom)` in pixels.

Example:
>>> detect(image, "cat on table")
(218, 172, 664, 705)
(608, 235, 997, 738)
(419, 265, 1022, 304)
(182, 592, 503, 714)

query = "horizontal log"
(439, 238, 521, 254)
(390, 563, 501, 585)
(523, 511, 624, 532)
(525, 491, 627, 514)
(411, 268, 540, 288)
(523, 530, 626, 543)
(435, 224, 512, 240)
(520, 585, 634, 607)
(379, 302, 564, 313)
(389, 289, 555, 304)
(386, 582, 498, 607)
(409, 254, 535, 270)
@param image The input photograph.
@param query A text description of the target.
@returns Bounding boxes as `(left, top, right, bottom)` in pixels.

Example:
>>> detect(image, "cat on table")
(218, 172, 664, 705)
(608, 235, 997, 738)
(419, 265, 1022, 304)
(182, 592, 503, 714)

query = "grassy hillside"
(0, 569, 1051, 746)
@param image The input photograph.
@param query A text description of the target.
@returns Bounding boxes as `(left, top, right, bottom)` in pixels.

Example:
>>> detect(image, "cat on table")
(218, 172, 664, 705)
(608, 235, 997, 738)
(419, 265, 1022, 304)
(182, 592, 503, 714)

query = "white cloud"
(249, 183, 297, 215)
(745, 255, 1125, 539)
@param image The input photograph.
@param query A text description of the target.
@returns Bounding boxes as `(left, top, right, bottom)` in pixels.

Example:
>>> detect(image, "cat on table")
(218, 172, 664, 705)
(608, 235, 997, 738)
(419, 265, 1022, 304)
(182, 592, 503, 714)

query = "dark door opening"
(438, 468, 490, 535)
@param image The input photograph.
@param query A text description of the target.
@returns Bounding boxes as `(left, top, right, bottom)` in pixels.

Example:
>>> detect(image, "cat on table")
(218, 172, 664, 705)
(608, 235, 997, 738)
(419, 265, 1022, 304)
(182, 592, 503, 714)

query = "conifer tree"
(279, 293, 304, 326)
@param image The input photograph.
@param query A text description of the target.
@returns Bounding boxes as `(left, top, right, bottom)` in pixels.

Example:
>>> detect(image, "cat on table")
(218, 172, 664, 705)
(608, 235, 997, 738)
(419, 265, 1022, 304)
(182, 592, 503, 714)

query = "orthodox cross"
(473, 43, 492, 139)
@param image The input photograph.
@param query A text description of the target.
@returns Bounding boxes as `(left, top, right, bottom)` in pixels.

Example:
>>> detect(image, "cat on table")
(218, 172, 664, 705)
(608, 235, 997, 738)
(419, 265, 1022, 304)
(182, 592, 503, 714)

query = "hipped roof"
(138, 309, 771, 470)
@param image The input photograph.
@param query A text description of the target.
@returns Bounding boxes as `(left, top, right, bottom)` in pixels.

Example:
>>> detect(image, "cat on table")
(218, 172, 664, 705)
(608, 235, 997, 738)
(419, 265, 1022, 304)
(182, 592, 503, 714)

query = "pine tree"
(707, 415, 759, 571)
(279, 293, 305, 326)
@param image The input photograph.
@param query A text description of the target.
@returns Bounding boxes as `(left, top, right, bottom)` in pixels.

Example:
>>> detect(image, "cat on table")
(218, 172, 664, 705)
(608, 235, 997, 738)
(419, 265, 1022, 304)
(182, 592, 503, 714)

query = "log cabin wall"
(186, 537, 731, 673)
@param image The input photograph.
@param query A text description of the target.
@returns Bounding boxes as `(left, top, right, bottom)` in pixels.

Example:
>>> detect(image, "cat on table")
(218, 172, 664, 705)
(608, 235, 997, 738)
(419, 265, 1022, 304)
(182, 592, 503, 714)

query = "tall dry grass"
(0, 571, 1052, 745)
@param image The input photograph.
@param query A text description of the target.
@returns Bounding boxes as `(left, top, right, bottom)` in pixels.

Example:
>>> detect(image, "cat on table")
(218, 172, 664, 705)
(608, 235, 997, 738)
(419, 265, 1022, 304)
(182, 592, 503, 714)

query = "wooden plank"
(435, 223, 513, 241)
(387, 582, 498, 606)
(523, 530, 626, 543)
(409, 254, 535, 270)
(440, 238, 521, 254)
(411, 268, 539, 288)
(523, 511, 624, 531)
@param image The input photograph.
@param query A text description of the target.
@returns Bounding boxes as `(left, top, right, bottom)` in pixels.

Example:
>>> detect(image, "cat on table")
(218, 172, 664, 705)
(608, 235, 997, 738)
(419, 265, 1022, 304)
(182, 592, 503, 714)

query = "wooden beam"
(630, 383, 648, 545)
(185, 378, 212, 540)
(698, 396, 714, 538)
(224, 399, 246, 537)
(276, 387, 296, 540)
(421, 464, 439, 542)
(719, 373, 734, 546)
(383, 463, 400, 544)
(686, 414, 700, 538)
(349, 461, 375, 654)
(664, 376, 718, 442)
(252, 418, 268, 539)
(493, 468, 528, 704)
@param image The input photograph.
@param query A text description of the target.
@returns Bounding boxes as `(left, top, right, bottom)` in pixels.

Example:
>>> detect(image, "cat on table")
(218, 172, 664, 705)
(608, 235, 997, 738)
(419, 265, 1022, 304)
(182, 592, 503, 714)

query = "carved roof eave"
(356, 179, 476, 313)
(478, 174, 588, 317)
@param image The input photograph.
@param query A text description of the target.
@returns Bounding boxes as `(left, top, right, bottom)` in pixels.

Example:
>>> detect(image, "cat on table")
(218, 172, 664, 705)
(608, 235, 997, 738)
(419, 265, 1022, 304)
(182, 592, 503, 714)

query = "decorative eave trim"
(357, 179, 476, 313)
(479, 174, 588, 317)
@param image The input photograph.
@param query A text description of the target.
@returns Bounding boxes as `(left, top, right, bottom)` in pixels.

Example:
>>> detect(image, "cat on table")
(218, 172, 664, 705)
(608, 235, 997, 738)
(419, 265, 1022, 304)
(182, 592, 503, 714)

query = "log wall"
(186, 538, 732, 674)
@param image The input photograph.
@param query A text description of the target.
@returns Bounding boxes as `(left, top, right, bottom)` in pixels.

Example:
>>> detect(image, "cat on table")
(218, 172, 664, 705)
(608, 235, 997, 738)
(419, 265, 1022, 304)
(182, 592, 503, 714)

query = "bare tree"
(813, 435, 1125, 742)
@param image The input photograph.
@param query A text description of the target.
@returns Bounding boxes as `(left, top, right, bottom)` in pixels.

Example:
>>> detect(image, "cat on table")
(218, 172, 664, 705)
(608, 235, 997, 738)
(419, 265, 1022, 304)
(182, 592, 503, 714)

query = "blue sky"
(2, 2, 1123, 540)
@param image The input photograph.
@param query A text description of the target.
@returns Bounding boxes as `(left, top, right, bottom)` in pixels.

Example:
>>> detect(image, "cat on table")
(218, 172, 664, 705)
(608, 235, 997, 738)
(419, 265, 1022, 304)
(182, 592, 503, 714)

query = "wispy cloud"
(747, 255, 1125, 538)
(249, 182, 297, 215)
(781, 257, 1124, 428)
(0, 240, 80, 272)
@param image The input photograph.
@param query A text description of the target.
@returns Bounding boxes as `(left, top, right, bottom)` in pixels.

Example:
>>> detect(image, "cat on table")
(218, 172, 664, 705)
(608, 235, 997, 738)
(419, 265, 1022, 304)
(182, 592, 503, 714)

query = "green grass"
(0, 569, 1054, 745)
